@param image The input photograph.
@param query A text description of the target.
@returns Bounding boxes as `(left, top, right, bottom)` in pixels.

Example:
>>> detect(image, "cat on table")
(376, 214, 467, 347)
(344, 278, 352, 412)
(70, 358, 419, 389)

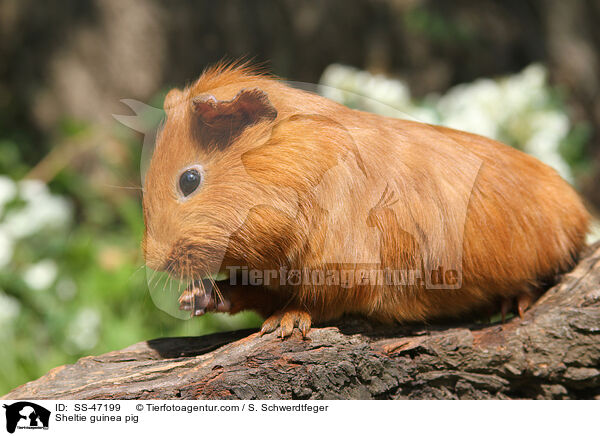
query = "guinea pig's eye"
(179, 168, 202, 197)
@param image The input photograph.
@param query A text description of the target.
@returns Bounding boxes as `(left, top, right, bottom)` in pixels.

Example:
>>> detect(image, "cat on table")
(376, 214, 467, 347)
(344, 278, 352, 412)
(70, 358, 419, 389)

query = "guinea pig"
(142, 62, 590, 338)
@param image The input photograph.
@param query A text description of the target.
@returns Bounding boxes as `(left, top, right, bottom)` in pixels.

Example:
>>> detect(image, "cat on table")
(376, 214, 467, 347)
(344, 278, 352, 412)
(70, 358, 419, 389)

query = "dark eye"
(179, 168, 202, 197)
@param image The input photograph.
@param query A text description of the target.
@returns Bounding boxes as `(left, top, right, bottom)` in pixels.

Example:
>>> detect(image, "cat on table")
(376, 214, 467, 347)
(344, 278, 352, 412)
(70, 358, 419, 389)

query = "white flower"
(531, 111, 569, 141)
(19, 179, 48, 200)
(524, 111, 572, 181)
(0, 290, 20, 329)
(438, 79, 504, 128)
(23, 259, 58, 291)
(318, 83, 346, 105)
(320, 64, 412, 117)
(501, 65, 546, 114)
(2, 179, 72, 239)
(442, 106, 499, 138)
(0, 176, 17, 215)
(66, 308, 101, 352)
(402, 106, 439, 124)
(363, 73, 411, 109)
(0, 229, 14, 269)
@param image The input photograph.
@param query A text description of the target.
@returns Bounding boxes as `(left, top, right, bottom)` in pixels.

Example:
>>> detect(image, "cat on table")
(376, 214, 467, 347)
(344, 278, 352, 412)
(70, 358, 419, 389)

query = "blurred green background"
(1, 0, 599, 395)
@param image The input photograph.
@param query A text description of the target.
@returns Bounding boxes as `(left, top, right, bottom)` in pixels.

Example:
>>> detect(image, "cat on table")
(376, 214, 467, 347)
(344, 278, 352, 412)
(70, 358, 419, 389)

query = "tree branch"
(4, 243, 600, 400)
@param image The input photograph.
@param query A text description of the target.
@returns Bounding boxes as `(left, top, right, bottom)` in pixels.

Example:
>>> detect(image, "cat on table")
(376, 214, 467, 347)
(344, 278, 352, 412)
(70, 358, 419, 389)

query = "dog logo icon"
(3, 402, 50, 433)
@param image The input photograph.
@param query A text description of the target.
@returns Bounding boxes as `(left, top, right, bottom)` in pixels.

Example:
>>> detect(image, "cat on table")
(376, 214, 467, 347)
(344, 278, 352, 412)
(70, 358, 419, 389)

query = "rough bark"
(4, 243, 600, 400)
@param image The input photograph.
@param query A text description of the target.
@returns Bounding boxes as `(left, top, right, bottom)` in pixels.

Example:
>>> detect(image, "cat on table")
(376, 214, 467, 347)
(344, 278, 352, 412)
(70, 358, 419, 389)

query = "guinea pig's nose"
(142, 236, 171, 271)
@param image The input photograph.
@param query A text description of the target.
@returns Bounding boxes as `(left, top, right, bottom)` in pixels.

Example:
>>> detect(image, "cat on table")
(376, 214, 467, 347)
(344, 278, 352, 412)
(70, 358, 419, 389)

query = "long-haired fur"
(143, 62, 590, 327)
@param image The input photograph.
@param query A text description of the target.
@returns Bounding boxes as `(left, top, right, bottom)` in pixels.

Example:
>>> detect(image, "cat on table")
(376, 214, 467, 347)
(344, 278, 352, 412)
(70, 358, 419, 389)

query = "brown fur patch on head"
(191, 88, 277, 148)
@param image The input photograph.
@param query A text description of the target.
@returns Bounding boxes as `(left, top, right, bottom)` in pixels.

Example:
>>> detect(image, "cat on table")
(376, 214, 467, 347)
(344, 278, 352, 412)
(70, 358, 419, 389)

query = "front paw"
(260, 308, 312, 339)
(178, 280, 231, 317)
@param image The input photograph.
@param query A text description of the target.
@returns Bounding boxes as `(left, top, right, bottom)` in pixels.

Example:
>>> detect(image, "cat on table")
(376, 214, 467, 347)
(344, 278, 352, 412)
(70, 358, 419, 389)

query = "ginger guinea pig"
(142, 62, 590, 338)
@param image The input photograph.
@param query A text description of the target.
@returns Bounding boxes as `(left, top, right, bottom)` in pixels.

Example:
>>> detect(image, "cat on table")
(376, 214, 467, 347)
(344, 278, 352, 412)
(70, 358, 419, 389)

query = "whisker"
(199, 276, 206, 296)
(191, 268, 197, 315)
(125, 263, 147, 285)
(177, 261, 184, 301)
(146, 268, 158, 288)
(161, 270, 170, 295)
(205, 270, 223, 306)
(152, 270, 165, 291)
(103, 184, 144, 191)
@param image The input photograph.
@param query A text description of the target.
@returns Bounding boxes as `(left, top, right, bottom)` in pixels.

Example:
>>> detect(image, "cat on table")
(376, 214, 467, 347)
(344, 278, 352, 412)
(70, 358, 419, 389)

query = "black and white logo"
(3, 402, 50, 433)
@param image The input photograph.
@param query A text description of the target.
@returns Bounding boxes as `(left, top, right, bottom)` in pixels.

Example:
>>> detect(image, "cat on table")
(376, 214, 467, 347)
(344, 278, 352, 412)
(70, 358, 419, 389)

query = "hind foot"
(500, 292, 536, 323)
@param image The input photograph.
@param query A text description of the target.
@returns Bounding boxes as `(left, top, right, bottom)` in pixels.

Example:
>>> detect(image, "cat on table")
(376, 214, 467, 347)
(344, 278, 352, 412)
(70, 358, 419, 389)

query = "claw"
(298, 316, 311, 338)
(499, 292, 535, 323)
(517, 293, 533, 319)
(280, 312, 297, 338)
(260, 313, 282, 336)
(260, 309, 312, 339)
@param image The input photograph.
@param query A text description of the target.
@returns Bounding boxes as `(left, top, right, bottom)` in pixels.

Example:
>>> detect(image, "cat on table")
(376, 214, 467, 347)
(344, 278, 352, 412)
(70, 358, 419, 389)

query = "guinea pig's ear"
(192, 88, 277, 147)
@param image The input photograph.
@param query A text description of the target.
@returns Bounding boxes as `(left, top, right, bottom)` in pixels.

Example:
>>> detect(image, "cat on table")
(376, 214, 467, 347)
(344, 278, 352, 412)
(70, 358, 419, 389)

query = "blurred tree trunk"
(2, 0, 599, 207)
(539, 0, 600, 210)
